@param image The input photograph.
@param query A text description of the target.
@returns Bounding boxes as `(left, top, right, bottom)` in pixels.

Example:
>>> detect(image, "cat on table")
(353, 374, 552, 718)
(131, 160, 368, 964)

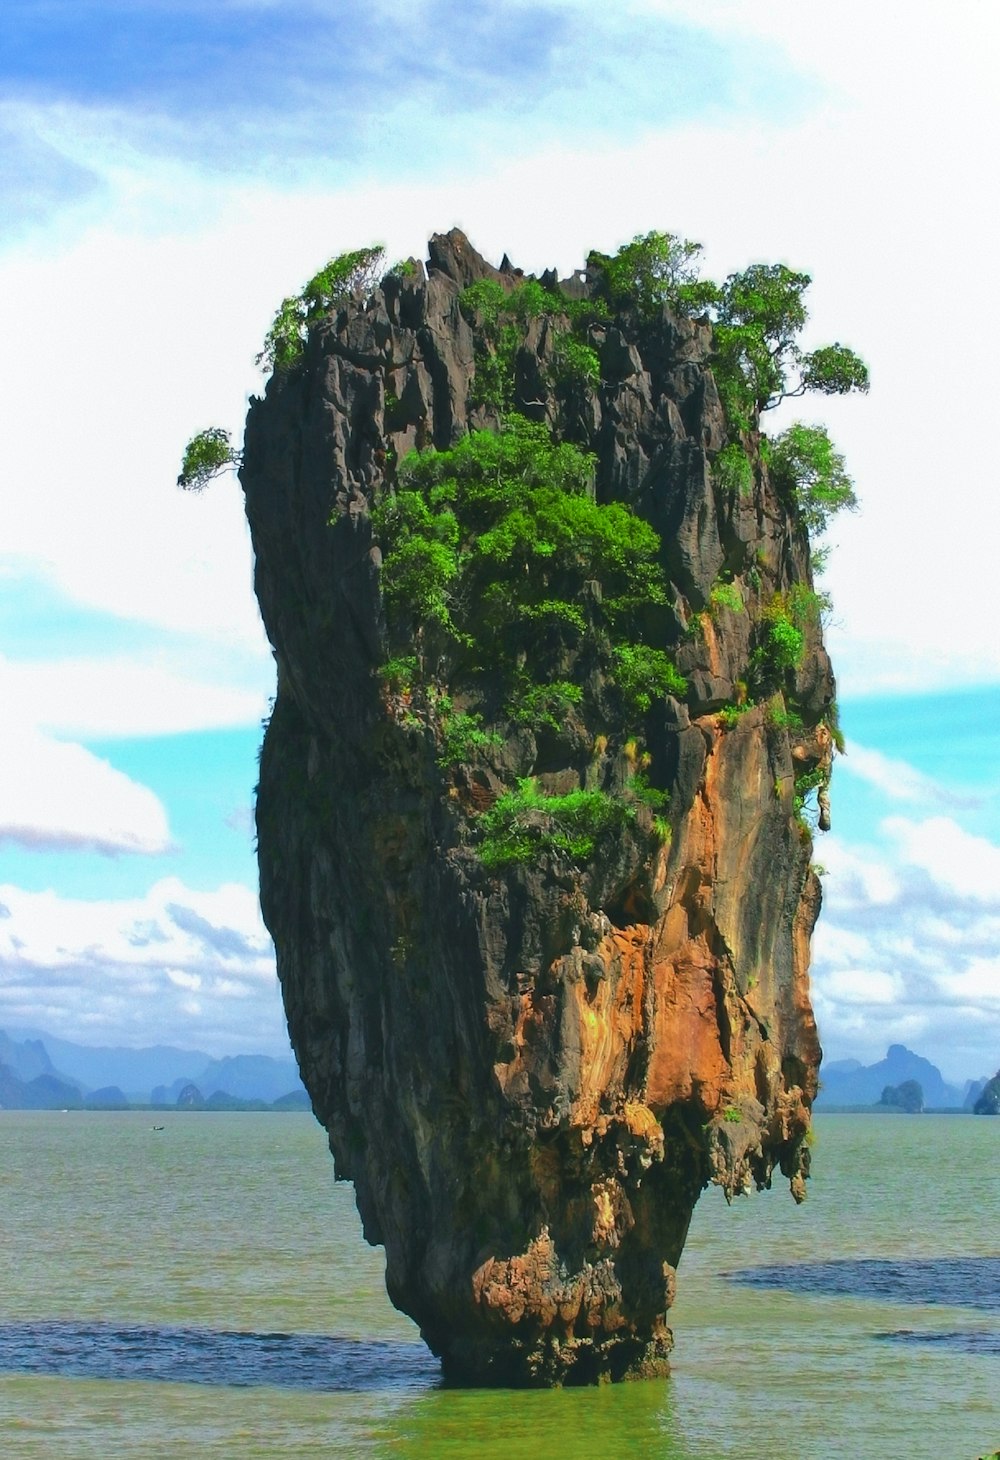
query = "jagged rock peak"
(427, 228, 510, 288)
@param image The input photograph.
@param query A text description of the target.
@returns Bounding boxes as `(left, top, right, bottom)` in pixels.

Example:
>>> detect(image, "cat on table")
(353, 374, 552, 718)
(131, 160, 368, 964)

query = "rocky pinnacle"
(241, 230, 828, 1385)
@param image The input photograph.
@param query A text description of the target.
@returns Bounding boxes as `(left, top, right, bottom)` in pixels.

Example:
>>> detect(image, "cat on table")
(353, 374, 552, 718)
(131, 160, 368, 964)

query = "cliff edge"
(241, 230, 832, 1385)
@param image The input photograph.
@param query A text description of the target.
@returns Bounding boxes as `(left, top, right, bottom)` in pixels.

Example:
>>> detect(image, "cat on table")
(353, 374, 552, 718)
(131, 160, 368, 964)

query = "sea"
(1, 1110, 997, 1459)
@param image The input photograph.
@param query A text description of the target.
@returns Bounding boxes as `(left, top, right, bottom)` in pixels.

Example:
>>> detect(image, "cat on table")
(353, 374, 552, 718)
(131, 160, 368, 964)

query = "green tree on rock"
(768, 423, 858, 534)
(177, 428, 241, 491)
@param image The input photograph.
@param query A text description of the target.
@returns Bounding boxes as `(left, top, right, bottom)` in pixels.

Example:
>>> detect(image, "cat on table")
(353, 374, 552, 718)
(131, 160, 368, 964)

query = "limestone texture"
(242, 231, 831, 1386)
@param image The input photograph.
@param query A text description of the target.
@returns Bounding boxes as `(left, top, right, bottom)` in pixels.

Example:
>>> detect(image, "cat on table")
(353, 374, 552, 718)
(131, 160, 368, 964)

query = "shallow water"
(1, 1110, 997, 1458)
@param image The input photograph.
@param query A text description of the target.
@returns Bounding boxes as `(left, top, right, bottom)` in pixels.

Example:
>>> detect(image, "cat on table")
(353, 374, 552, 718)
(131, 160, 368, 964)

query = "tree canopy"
(177, 427, 240, 491)
(589, 233, 869, 429)
(256, 245, 386, 373)
(373, 414, 684, 719)
(768, 423, 858, 535)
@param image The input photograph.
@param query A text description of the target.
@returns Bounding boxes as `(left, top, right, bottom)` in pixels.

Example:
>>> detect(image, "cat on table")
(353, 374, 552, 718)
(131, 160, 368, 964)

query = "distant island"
(0, 1027, 309, 1111)
(2, 1026, 994, 1117)
(815, 1043, 995, 1112)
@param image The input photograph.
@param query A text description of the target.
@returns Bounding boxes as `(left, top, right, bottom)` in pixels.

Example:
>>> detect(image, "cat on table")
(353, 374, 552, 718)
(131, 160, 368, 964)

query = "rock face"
(242, 230, 830, 1385)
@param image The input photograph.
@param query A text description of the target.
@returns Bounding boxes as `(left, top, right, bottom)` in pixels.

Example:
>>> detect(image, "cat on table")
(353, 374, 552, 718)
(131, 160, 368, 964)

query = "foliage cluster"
(373, 416, 684, 724)
(588, 232, 716, 318)
(588, 233, 867, 543)
(177, 427, 240, 492)
(438, 710, 503, 767)
(768, 423, 858, 535)
(793, 767, 827, 819)
(713, 441, 753, 498)
(257, 245, 386, 374)
(478, 780, 633, 868)
(372, 416, 685, 866)
(718, 702, 753, 730)
(459, 277, 604, 413)
(477, 771, 669, 869)
(612, 644, 687, 717)
(747, 584, 832, 697)
(589, 233, 868, 424)
(507, 680, 583, 735)
(764, 695, 803, 733)
(709, 581, 744, 616)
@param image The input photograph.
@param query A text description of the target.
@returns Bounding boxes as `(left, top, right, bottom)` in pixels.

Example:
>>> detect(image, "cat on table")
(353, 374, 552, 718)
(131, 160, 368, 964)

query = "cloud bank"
(0, 876, 284, 1054)
(812, 815, 1000, 1081)
(0, 722, 172, 855)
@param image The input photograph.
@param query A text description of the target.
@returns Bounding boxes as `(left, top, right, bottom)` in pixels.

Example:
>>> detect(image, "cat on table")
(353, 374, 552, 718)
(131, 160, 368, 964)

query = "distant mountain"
(0, 1031, 56, 1083)
(197, 1054, 304, 1104)
(816, 1044, 964, 1108)
(83, 1086, 129, 1109)
(6, 1027, 214, 1100)
(821, 1057, 863, 1076)
(0, 1062, 84, 1109)
(1, 1027, 307, 1106)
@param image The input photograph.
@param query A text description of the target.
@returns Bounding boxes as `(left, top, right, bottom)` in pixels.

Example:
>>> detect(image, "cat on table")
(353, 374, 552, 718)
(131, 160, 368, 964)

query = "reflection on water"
(724, 1256, 1000, 1367)
(722, 1255, 1000, 1310)
(0, 1321, 438, 1393)
(378, 1376, 688, 1459)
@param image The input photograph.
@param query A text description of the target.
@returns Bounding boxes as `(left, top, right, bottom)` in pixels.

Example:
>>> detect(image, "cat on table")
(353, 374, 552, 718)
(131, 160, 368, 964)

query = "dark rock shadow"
(0, 1320, 440, 1392)
(723, 1256, 1000, 1357)
(721, 1255, 1000, 1311)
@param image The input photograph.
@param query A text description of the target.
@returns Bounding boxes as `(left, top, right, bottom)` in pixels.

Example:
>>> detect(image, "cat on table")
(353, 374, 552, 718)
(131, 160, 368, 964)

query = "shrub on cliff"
(587, 234, 869, 505)
(588, 231, 718, 318)
(713, 264, 868, 423)
(767, 423, 858, 535)
(373, 415, 684, 723)
(478, 780, 633, 868)
(257, 245, 386, 373)
(459, 277, 605, 412)
(589, 237, 868, 426)
(177, 427, 241, 491)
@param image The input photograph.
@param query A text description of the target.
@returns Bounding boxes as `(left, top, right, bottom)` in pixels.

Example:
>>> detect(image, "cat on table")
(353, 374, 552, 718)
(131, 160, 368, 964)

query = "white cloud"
(0, 876, 284, 1054)
(1, 652, 269, 739)
(839, 742, 980, 808)
(812, 819, 1000, 1078)
(817, 839, 902, 909)
(2, 0, 998, 700)
(2, 0, 998, 1068)
(2, 22, 996, 700)
(166, 968, 202, 991)
(936, 958, 1000, 1007)
(882, 816, 1000, 903)
(0, 721, 171, 856)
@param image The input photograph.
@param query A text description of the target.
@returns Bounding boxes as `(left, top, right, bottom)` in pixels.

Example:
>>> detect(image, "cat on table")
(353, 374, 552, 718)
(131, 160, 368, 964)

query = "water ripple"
(0, 1321, 440, 1392)
(722, 1256, 1000, 1311)
(876, 1328, 1000, 1355)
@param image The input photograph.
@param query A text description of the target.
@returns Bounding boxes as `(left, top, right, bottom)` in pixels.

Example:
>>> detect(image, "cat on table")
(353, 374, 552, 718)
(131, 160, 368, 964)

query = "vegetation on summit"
(180, 230, 868, 856)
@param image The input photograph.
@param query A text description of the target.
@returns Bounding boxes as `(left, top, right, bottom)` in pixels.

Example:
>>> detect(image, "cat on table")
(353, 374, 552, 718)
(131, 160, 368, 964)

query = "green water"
(1, 1111, 997, 1459)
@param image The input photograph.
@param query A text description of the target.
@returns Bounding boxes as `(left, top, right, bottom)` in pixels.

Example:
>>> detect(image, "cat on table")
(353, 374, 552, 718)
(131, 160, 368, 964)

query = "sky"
(1, 0, 998, 1081)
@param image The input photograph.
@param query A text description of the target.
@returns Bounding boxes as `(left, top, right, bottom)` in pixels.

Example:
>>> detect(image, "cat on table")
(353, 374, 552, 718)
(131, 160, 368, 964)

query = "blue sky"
(1, 0, 998, 1077)
(0, 0, 805, 225)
